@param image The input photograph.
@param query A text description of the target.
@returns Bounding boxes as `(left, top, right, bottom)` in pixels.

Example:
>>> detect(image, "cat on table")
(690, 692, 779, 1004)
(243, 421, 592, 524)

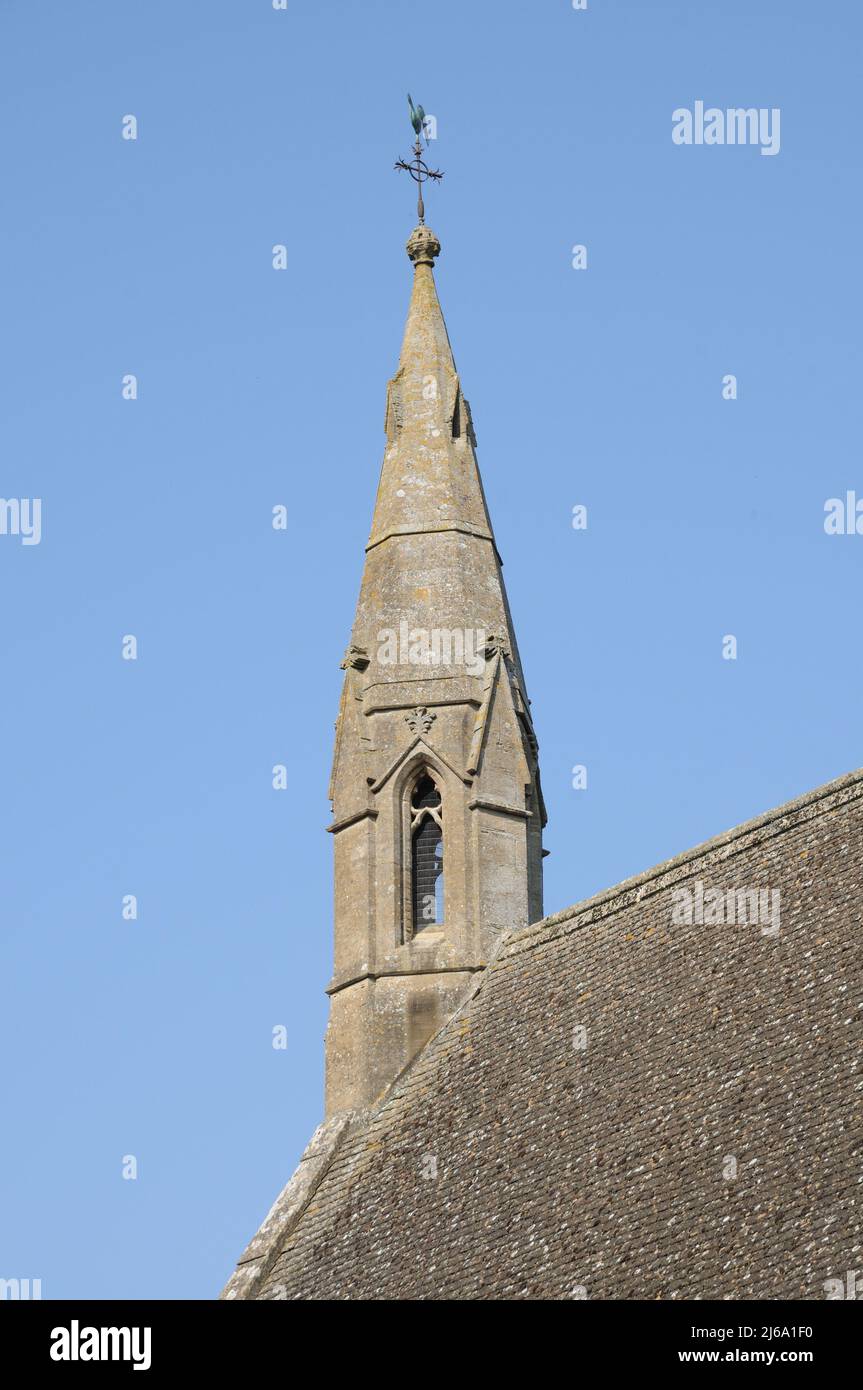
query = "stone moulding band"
(365, 522, 497, 553)
(326, 962, 486, 998)
(363, 692, 483, 713)
(467, 796, 533, 819)
(326, 807, 379, 834)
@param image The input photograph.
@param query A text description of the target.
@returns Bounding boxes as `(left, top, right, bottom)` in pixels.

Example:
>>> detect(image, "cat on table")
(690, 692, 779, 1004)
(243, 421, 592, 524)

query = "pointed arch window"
(410, 773, 444, 933)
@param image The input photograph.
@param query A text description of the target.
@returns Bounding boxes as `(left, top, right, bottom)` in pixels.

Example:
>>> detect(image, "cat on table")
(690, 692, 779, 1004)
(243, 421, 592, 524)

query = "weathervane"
(394, 94, 443, 224)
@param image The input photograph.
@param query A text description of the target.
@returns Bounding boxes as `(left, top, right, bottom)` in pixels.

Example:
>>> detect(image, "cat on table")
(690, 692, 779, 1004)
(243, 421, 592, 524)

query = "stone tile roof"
(226, 768, 863, 1300)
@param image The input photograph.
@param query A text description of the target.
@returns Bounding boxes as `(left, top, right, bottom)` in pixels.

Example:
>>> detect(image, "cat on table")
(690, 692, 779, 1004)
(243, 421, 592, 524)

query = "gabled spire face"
(324, 224, 544, 1118)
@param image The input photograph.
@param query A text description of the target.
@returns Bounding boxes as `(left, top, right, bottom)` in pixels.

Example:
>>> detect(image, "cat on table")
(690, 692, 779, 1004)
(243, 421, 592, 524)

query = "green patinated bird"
(407, 93, 427, 141)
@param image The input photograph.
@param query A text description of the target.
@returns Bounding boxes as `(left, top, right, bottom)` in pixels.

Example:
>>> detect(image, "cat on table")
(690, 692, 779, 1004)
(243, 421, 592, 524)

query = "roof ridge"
(508, 765, 863, 956)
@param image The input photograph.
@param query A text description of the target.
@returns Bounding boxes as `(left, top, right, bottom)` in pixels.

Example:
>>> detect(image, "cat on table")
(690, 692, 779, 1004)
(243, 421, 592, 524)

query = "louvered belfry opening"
(410, 774, 443, 933)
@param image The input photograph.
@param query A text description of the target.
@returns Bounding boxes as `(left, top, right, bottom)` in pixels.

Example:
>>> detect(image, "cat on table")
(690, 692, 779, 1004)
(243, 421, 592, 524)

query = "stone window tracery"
(410, 773, 444, 933)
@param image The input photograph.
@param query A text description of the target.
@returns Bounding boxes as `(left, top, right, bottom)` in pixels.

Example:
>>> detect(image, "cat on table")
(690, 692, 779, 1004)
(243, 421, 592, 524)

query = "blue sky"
(1, 0, 860, 1299)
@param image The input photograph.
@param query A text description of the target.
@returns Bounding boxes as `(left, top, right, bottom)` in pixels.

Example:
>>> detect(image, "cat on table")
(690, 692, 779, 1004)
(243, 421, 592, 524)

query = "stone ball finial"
(406, 224, 441, 267)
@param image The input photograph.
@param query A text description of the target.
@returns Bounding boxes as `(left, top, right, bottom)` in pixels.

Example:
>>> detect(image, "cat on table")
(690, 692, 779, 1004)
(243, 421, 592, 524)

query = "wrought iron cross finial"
(394, 94, 443, 224)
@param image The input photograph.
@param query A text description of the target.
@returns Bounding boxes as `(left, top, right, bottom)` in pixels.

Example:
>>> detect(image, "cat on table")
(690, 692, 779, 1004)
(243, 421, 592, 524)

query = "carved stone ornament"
(404, 707, 436, 735)
(340, 644, 370, 671)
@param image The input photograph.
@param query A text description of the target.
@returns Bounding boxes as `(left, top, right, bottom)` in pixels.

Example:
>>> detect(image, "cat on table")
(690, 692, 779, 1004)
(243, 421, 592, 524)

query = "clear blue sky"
(1, 0, 860, 1299)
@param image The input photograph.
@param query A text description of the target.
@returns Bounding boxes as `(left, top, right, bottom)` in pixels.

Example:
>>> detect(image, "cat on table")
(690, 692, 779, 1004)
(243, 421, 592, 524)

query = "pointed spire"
(371, 225, 492, 553)
(346, 216, 538, 780)
(324, 205, 545, 1117)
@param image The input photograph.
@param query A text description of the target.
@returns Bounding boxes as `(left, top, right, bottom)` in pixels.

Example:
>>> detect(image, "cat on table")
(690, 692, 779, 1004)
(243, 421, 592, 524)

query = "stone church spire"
(325, 220, 545, 1116)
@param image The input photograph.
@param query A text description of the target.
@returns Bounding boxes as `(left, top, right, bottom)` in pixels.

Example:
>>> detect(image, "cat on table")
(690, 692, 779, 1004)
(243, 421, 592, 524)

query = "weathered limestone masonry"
(324, 222, 545, 1117)
(222, 768, 862, 1301)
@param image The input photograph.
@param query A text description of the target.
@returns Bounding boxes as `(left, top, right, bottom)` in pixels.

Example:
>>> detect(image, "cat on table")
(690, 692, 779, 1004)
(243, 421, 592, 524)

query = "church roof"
(223, 766, 863, 1300)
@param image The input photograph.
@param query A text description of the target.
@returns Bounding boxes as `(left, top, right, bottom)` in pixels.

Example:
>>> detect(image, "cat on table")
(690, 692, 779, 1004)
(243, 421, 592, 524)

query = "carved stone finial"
(340, 644, 370, 671)
(404, 706, 436, 735)
(406, 224, 441, 267)
(484, 634, 511, 661)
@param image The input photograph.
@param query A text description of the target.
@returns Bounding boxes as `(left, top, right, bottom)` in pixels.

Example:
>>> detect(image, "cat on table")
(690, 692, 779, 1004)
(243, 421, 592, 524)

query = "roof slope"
(229, 769, 863, 1301)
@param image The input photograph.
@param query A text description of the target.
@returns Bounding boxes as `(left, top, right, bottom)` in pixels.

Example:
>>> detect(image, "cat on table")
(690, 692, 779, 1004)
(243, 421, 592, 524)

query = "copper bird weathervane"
(394, 94, 443, 224)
